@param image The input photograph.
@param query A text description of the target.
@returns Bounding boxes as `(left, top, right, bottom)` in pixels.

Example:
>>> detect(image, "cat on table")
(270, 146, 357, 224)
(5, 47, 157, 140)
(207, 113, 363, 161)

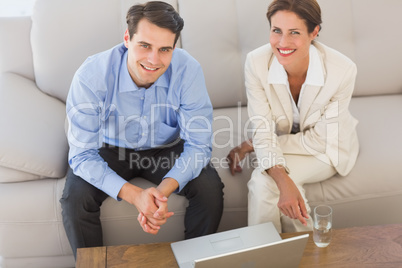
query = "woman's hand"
(268, 166, 309, 226)
(227, 139, 254, 175)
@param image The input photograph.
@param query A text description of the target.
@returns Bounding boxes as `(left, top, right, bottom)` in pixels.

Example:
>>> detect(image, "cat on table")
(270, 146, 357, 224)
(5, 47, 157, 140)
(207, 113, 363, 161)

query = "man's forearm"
(157, 177, 179, 198)
(117, 182, 143, 203)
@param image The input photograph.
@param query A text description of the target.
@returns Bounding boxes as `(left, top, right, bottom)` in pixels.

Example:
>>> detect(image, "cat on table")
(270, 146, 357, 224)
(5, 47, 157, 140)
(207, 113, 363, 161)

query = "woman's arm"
(267, 165, 309, 226)
(244, 50, 308, 225)
(227, 139, 254, 175)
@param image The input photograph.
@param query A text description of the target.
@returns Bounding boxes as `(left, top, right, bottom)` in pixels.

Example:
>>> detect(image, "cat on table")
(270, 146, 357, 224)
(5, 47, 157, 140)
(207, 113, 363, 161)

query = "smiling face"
(124, 18, 176, 88)
(269, 10, 319, 73)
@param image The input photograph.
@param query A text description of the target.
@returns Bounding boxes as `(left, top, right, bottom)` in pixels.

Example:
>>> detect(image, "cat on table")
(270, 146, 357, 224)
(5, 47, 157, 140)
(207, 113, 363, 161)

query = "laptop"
(171, 222, 309, 268)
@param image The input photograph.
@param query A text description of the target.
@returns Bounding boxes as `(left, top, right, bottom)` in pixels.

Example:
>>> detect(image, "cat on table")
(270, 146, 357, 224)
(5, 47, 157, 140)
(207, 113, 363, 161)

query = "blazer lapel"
(300, 43, 327, 126)
(299, 85, 322, 126)
(265, 55, 293, 133)
(272, 83, 293, 132)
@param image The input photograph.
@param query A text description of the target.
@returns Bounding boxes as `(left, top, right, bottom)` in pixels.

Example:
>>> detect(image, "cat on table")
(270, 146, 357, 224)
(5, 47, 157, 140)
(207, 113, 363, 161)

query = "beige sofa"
(1, 0, 402, 267)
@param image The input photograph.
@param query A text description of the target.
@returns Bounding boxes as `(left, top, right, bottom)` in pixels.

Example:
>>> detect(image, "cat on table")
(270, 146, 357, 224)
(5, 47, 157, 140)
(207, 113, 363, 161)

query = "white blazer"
(246, 41, 359, 176)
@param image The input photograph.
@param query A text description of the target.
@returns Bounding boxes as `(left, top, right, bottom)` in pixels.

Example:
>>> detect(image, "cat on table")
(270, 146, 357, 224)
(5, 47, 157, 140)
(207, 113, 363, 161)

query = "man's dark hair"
(126, 1, 184, 46)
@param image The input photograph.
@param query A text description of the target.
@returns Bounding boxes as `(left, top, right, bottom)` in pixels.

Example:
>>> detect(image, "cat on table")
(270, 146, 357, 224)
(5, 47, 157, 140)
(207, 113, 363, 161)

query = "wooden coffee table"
(76, 224, 402, 267)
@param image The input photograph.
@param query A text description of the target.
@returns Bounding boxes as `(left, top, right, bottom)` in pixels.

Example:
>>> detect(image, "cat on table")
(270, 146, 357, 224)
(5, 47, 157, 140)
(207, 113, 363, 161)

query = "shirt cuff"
(261, 164, 290, 176)
(101, 171, 128, 201)
(164, 166, 193, 193)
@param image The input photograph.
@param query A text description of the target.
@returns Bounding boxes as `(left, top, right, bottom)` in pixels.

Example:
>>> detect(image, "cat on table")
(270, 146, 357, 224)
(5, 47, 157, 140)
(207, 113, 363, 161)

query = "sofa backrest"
(179, 0, 270, 108)
(0, 16, 34, 81)
(30, 0, 177, 102)
(30, 0, 402, 105)
(179, 0, 402, 109)
(317, 0, 402, 97)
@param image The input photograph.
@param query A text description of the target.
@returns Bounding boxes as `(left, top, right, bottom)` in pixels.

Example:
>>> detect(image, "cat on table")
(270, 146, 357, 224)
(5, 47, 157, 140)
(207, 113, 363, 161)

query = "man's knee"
(195, 164, 224, 194)
(181, 164, 224, 204)
(60, 169, 106, 216)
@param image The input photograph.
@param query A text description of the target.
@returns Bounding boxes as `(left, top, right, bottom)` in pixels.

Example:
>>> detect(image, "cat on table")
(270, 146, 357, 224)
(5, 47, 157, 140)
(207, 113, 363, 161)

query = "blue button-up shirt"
(66, 43, 213, 200)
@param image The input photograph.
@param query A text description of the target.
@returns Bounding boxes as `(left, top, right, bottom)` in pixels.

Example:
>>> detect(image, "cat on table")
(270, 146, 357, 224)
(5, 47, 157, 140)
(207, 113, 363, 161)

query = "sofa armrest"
(0, 73, 68, 182)
(0, 16, 34, 81)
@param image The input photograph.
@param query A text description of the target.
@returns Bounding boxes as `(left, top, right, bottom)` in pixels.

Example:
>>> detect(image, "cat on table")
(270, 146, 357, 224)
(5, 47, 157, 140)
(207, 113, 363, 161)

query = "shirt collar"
(119, 49, 170, 93)
(306, 44, 325, 86)
(267, 44, 324, 87)
(267, 53, 288, 85)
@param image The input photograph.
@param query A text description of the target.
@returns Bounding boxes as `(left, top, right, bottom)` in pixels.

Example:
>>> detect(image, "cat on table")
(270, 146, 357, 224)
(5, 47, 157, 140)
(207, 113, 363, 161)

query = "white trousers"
(247, 154, 337, 233)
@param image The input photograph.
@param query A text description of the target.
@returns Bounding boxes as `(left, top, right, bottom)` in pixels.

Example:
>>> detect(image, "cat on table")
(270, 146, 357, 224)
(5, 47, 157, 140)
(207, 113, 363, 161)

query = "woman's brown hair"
(266, 0, 322, 33)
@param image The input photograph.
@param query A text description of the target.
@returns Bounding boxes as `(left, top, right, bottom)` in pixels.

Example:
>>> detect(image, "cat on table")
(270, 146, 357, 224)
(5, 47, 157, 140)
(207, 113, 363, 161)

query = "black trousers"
(60, 140, 224, 258)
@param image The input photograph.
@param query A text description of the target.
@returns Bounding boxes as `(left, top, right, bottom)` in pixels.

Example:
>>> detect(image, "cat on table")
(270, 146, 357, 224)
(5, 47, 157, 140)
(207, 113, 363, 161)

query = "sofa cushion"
(0, 73, 68, 181)
(0, 166, 43, 182)
(305, 94, 402, 227)
(211, 106, 252, 230)
(0, 178, 71, 258)
(0, 16, 34, 80)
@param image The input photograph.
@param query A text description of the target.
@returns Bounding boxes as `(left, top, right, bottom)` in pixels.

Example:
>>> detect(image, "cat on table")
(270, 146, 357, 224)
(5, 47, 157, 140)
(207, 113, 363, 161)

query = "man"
(61, 1, 224, 258)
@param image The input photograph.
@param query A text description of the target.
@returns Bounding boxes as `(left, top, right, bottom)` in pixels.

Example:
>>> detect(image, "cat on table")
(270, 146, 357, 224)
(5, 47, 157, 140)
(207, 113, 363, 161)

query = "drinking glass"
(313, 205, 332, 248)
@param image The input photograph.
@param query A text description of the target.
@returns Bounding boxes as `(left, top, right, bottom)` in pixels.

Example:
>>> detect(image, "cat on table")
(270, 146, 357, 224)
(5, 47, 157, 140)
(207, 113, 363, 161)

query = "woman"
(227, 0, 359, 233)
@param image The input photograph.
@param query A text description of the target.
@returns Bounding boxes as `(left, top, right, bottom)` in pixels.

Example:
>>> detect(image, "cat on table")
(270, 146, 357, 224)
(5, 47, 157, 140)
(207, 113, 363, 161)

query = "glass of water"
(313, 205, 332, 248)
